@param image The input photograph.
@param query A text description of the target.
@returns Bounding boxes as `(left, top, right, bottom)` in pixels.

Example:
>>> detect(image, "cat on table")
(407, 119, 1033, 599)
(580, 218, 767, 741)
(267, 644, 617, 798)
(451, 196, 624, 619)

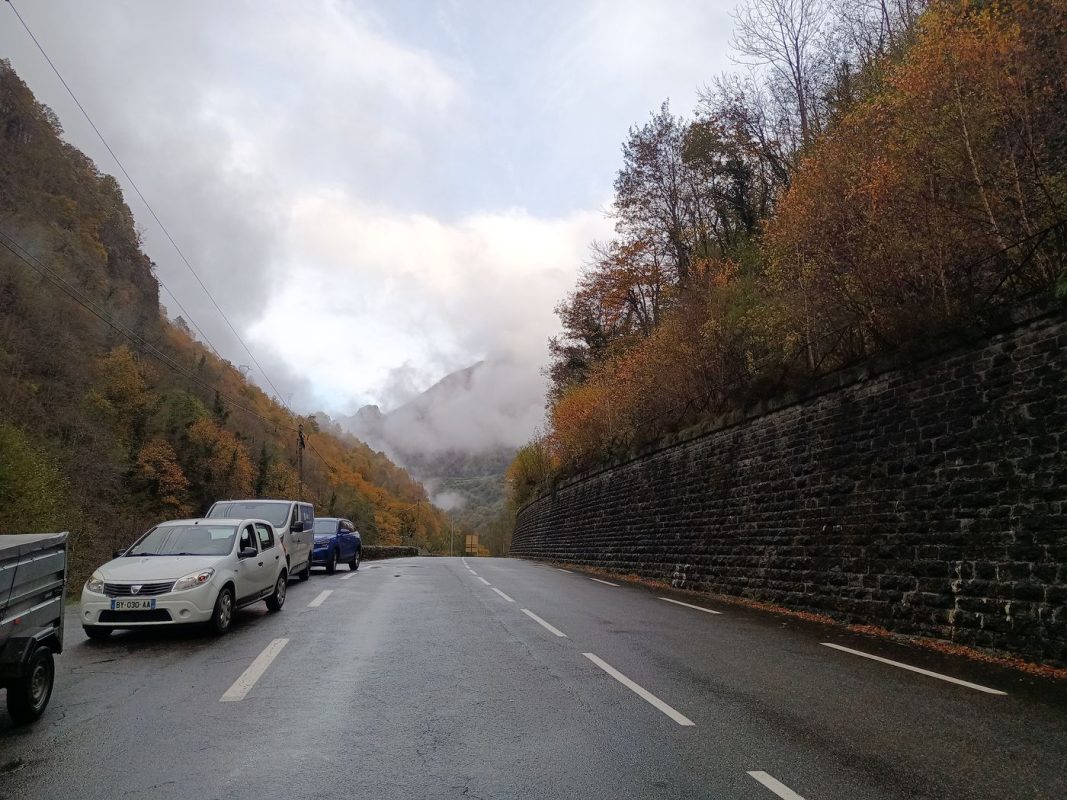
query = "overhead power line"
(1, 227, 352, 483)
(6, 0, 288, 404)
(4, 1, 220, 358)
(0, 228, 294, 434)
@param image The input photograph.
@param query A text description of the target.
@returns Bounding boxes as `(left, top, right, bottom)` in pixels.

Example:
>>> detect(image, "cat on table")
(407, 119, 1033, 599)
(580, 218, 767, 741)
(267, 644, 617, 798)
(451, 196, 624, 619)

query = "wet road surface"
(1, 557, 1065, 800)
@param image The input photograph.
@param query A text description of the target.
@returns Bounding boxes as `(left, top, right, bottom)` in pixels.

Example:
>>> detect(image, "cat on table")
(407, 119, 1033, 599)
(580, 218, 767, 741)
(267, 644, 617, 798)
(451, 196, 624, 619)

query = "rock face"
(511, 303, 1067, 666)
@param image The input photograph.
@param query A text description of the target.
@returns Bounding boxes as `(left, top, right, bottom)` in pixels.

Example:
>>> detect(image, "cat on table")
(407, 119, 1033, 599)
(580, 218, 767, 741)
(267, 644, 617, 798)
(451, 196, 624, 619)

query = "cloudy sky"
(1, 0, 734, 431)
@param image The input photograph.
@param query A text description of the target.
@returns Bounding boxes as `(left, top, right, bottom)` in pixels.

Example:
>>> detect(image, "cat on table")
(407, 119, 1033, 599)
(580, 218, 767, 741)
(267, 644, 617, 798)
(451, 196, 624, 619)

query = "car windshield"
(127, 525, 237, 556)
(207, 501, 290, 526)
(313, 519, 338, 534)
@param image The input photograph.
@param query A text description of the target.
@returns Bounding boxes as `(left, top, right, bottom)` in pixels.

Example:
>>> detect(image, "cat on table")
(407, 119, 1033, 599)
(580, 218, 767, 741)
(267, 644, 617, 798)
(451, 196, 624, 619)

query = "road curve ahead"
(1, 557, 1065, 800)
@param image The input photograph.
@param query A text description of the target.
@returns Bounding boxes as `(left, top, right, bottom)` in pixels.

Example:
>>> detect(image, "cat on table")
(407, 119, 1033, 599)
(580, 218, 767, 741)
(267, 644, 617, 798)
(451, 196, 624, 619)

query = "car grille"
(103, 581, 175, 597)
(99, 609, 173, 623)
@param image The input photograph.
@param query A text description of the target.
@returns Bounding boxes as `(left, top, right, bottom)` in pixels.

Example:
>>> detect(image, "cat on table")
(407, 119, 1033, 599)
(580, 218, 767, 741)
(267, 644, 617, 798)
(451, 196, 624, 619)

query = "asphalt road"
(1, 557, 1065, 800)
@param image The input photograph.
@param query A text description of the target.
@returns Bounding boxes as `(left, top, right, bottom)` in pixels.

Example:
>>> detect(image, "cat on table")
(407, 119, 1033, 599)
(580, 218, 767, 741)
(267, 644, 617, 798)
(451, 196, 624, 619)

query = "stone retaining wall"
(511, 304, 1067, 665)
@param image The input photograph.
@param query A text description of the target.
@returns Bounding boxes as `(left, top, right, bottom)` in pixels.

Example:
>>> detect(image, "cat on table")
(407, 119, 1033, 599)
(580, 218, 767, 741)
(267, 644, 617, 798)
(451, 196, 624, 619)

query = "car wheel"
(266, 572, 287, 612)
(349, 548, 360, 571)
(298, 557, 311, 581)
(6, 646, 54, 725)
(210, 586, 234, 635)
(83, 625, 112, 641)
(326, 549, 337, 575)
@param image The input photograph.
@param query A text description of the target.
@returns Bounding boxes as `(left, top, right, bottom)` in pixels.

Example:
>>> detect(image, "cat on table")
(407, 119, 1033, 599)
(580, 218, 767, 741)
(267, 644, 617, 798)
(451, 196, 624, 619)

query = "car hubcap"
(277, 578, 286, 604)
(30, 663, 48, 708)
(219, 593, 232, 627)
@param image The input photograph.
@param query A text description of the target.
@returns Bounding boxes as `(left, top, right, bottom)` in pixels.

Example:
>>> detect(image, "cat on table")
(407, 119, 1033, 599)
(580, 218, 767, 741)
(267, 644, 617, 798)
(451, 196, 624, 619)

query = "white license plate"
(110, 598, 156, 611)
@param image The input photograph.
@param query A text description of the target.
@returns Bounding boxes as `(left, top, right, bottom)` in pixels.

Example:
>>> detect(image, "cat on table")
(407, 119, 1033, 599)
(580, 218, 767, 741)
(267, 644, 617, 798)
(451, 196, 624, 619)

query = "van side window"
(255, 523, 275, 550)
(289, 506, 300, 528)
(301, 505, 314, 525)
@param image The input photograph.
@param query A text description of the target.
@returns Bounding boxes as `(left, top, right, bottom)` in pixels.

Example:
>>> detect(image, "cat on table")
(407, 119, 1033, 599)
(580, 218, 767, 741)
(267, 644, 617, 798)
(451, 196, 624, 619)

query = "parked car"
(206, 499, 314, 581)
(80, 518, 288, 638)
(0, 532, 67, 725)
(311, 517, 361, 573)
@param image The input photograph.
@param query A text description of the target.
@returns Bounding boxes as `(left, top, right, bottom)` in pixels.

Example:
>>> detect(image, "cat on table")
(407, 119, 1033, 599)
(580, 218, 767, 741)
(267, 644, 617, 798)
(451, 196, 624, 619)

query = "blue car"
(311, 517, 361, 574)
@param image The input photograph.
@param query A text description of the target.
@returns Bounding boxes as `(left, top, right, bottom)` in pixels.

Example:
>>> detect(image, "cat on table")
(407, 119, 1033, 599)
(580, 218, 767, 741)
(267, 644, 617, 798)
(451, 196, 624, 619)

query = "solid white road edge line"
(590, 578, 619, 587)
(659, 597, 723, 615)
(521, 609, 567, 638)
(340, 572, 357, 580)
(747, 771, 807, 800)
(220, 638, 289, 702)
(821, 642, 1007, 695)
(582, 653, 694, 726)
(492, 588, 514, 602)
(308, 590, 333, 608)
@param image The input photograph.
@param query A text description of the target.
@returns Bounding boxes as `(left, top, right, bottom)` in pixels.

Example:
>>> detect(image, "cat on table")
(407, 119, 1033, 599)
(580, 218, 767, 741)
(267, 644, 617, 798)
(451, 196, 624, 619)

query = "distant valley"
(320, 359, 548, 553)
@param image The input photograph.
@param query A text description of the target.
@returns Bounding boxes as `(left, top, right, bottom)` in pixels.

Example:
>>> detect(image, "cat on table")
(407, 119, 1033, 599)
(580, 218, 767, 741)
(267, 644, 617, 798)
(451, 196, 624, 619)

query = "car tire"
(6, 646, 54, 725)
(210, 586, 234, 636)
(298, 557, 311, 581)
(83, 625, 112, 641)
(266, 571, 287, 612)
(349, 549, 360, 571)
(326, 549, 337, 575)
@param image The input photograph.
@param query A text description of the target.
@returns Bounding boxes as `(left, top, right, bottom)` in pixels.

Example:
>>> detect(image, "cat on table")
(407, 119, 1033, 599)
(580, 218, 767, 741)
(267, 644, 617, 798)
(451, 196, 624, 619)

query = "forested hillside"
(0, 60, 450, 581)
(509, 0, 1066, 506)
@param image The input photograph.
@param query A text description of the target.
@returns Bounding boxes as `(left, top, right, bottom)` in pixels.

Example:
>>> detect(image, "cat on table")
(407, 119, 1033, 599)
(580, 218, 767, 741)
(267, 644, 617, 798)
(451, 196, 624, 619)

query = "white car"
(80, 518, 288, 639)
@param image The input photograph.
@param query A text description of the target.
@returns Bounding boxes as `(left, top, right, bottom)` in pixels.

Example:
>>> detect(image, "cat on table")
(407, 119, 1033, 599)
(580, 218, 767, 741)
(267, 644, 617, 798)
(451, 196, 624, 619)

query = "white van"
(206, 499, 315, 581)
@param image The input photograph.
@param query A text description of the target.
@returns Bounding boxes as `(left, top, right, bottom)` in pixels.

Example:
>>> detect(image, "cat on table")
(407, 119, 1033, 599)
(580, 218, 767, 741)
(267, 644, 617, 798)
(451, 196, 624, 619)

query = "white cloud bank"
(1, 0, 733, 450)
(250, 194, 611, 412)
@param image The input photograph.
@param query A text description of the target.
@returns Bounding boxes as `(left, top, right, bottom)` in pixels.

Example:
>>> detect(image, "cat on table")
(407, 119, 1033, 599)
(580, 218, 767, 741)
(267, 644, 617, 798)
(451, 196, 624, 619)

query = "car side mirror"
(238, 547, 258, 560)
(290, 520, 304, 533)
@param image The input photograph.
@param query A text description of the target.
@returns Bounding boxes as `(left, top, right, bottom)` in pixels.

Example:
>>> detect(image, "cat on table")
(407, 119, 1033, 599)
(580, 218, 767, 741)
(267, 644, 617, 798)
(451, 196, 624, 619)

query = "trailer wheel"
(6, 646, 54, 725)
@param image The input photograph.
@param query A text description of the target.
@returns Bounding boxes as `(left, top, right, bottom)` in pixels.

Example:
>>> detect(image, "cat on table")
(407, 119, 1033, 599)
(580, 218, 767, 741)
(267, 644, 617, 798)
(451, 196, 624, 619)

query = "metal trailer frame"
(0, 532, 68, 723)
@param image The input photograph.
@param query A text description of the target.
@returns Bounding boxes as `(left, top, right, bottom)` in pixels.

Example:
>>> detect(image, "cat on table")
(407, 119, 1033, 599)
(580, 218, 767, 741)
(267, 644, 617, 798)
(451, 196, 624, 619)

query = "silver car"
(80, 518, 288, 638)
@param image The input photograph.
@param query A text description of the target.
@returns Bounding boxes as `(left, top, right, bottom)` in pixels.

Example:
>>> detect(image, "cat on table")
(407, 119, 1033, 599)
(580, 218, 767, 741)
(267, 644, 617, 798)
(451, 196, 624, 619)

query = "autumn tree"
(135, 438, 192, 516)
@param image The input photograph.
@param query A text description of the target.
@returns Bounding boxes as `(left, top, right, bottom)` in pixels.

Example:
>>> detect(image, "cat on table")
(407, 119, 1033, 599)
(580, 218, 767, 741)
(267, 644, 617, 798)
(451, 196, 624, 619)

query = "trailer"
(0, 532, 67, 725)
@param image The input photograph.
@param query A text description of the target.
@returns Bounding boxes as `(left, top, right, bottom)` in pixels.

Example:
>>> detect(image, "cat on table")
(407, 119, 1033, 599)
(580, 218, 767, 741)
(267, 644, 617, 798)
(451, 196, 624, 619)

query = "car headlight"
(85, 573, 105, 594)
(172, 568, 215, 592)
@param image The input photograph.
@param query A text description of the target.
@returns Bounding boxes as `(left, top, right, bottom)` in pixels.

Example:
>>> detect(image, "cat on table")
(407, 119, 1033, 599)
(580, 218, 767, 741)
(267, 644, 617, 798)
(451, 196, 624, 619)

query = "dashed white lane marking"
(582, 653, 694, 726)
(521, 609, 567, 638)
(557, 568, 572, 573)
(492, 588, 514, 602)
(747, 771, 806, 800)
(821, 643, 1006, 695)
(659, 597, 723, 615)
(220, 638, 288, 702)
(340, 572, 357, 580)
(469, 570, 478, 576)
(476, 576, 491, 586)
(589, 578, 619, 587)
(308, 590, 333, 608)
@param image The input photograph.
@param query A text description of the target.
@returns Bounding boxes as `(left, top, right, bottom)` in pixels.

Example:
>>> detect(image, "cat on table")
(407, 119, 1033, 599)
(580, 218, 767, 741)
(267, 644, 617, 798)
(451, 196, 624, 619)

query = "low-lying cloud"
(1, 0, 732, 454)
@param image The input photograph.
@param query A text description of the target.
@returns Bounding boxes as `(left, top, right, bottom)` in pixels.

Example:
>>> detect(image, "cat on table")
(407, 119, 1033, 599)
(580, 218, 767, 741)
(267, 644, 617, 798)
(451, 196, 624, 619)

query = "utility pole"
(297, 424, 305, 501)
